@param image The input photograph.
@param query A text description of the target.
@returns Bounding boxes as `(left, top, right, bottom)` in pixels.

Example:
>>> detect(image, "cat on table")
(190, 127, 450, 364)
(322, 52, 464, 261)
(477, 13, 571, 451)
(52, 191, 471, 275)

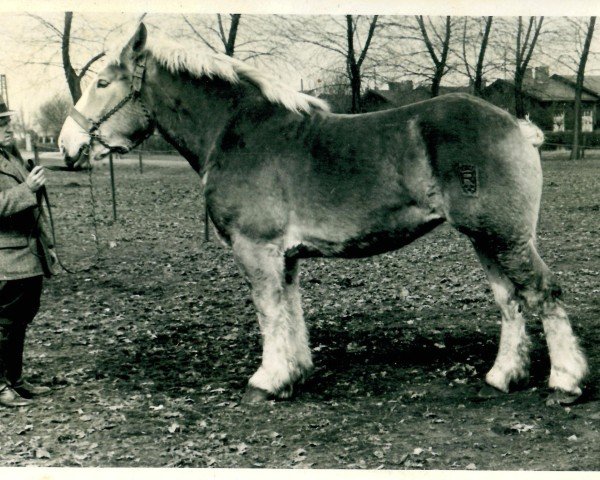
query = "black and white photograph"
(0, 0, 598, 475)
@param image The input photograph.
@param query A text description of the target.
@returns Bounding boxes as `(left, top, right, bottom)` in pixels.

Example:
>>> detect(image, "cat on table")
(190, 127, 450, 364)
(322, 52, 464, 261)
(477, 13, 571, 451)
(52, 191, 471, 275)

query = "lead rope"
(57, 162, 102, 273)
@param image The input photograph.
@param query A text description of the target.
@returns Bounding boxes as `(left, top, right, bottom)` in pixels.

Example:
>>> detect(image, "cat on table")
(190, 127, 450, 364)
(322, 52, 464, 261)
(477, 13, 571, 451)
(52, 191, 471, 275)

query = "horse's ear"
(120, 23, 147, 63)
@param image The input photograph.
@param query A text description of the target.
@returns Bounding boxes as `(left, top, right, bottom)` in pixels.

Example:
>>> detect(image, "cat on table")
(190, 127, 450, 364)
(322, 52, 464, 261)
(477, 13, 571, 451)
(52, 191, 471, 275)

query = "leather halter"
(68, 53, 155, 153)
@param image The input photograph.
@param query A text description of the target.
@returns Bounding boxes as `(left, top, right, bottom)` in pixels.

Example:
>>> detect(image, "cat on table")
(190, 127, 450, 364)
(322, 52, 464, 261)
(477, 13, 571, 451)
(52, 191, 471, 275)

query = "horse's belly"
(288, 207, 445, 259)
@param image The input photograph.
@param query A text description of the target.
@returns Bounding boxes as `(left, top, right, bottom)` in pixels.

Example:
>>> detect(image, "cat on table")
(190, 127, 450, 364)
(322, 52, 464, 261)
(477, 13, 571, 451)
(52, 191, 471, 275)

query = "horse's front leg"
(232, 234, 313, 403)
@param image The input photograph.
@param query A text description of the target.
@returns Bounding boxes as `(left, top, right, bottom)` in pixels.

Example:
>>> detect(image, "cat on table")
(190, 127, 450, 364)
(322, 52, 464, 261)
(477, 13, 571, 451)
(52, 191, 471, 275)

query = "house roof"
(363, 88, 422, 107)
(553, 74, 600, 97)
(364, 85, 471, 108)
(486, 78, 598, 102)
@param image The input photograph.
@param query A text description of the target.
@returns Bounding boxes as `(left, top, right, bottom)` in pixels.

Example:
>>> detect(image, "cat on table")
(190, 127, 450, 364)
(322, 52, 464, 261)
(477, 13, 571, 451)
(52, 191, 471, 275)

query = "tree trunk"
(570, 16, 596, 160)
(514, 70, 526, 119)
(431, 67, 443, 97)
(349, 63, 362, 113)
(417, 16, 451, 99)
(513, 16, 544, 119)
(345, 15, 377, 113)
(219, 13, 241, 57)
(62, 12, 82, 103)
(473, 16, 493, 96)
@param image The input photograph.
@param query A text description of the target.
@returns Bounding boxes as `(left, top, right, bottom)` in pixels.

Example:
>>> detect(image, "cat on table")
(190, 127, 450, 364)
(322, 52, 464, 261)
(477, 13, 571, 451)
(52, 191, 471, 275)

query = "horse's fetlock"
(290, 359, 313, 385)
(275, 383, 294, 399)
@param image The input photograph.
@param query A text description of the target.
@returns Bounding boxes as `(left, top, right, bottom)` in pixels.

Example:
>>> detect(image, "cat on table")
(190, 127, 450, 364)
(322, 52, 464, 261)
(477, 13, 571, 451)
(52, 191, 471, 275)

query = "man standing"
(0, 95, 55, 407)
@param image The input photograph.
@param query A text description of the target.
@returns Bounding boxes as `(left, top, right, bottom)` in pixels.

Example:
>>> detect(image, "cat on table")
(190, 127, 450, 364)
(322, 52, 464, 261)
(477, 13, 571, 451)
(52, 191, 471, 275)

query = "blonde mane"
(141, 34, 330, 115)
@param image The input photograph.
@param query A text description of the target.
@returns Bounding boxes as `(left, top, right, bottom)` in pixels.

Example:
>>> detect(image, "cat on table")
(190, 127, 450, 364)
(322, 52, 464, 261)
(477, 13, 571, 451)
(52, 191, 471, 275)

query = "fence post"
(109, 153, 117, 221)
(204, 202, 210, 242)
(138, 141, 144, 174)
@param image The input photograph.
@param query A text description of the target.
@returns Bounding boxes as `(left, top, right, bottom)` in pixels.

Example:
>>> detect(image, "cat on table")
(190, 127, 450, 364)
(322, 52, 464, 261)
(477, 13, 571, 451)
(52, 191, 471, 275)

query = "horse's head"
(59, 23, 155, 168)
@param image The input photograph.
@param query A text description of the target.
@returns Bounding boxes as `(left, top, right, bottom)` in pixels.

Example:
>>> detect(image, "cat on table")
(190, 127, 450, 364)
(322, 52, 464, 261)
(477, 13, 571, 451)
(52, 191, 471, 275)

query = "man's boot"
(6, 324, 50, 399)
(0, 382, 32, 407)
(0, 325, 31, 407)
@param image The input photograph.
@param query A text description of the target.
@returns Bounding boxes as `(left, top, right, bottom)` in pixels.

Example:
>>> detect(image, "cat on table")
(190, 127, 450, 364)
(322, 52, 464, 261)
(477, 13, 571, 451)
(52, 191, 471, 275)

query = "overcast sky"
(1, 1, 600, 125)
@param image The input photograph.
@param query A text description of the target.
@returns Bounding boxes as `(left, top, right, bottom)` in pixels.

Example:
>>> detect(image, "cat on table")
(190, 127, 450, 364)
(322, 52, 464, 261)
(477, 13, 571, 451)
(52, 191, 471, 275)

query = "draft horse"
(59, 24, 588, 405)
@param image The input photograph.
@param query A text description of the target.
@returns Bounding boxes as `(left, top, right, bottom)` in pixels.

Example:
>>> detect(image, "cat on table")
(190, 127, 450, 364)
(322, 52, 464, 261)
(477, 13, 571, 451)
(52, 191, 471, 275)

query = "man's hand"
(26, 165, 46, 192)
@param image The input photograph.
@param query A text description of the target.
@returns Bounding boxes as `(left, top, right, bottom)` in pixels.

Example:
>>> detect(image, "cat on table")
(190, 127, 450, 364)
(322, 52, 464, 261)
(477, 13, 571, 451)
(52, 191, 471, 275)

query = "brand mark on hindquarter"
(458, 164, 478, 196)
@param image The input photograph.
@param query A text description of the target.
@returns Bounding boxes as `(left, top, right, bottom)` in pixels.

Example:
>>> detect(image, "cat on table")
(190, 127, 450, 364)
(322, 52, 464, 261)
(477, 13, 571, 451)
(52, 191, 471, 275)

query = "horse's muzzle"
(63, 144, 91, 170)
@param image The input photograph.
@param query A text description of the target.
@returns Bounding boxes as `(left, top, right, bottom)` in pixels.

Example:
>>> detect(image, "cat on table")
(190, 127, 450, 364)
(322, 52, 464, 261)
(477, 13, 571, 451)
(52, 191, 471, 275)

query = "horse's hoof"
(546, 389, 581, 407)
(477, 384, 505, 399)
(242, 386, 271, 404)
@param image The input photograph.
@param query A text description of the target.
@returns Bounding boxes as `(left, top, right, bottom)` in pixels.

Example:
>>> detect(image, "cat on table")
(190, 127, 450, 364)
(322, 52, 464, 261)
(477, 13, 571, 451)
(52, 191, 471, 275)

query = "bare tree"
(10, 108, 34, 149)
(570, 16, 596, 160)
(36, 93, 72, 137)
(279, 15, 379, 113)
(459, 16, 494, 96)
(19, 13, 132, 102)
(416, 16, 452, 97)
(513, 16, 544, 118)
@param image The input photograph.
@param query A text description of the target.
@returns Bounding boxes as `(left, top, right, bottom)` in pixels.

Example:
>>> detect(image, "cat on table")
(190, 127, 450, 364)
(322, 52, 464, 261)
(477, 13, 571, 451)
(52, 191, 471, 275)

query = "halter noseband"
(69, 53, 155, 153)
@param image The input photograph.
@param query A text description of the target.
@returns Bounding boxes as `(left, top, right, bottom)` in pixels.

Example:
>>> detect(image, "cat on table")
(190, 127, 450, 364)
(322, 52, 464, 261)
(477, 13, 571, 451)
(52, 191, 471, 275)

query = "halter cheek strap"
(69, 107, 95, 132)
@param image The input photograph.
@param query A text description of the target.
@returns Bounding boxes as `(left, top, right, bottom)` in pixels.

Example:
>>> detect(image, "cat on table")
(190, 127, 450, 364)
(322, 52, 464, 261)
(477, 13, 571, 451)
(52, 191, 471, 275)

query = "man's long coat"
(0, 147, 54, 280)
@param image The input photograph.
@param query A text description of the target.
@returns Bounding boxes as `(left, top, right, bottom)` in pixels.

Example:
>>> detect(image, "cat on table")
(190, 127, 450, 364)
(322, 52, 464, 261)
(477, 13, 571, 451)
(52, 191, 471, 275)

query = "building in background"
(482, 67, 600, 131)
(306, 66, 600, 133)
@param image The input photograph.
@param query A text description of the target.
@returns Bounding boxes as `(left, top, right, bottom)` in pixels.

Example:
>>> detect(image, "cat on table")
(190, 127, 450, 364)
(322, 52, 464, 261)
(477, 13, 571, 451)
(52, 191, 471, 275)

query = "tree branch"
(27, 13, 63, 37)
(461, 18, 472, 81)
(522, 17, 544, 69)
(217, 14, 227, 49)
(417, 15, 440, 66)
(519, 17, 535, 64)
(357, 15, 378, 68)
(182, 15, 218, 53)
(78, 51, 106, 79)
(439, 16, 451, 67)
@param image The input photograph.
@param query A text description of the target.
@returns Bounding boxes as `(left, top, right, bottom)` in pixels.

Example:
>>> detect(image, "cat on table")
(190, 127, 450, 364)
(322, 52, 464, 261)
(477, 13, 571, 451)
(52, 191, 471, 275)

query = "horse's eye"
(97, 79, 110, 88)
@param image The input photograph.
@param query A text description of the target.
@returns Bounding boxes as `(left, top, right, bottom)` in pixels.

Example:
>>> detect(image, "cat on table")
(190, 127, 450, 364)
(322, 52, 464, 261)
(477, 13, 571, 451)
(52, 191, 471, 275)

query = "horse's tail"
(517, 118, 545, 148)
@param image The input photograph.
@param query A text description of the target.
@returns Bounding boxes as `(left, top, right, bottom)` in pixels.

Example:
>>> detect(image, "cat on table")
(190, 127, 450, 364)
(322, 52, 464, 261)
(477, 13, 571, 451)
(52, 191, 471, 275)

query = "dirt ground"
(0, 153, 598, 470)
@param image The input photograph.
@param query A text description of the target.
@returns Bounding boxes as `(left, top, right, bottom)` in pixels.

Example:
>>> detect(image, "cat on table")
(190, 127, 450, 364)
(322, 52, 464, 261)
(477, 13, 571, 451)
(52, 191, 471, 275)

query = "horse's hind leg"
(523, 245, 588, 404)
(473, 238, 588, 403)
(475, 250, 531, 393)
(232, 234, 313, 402)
